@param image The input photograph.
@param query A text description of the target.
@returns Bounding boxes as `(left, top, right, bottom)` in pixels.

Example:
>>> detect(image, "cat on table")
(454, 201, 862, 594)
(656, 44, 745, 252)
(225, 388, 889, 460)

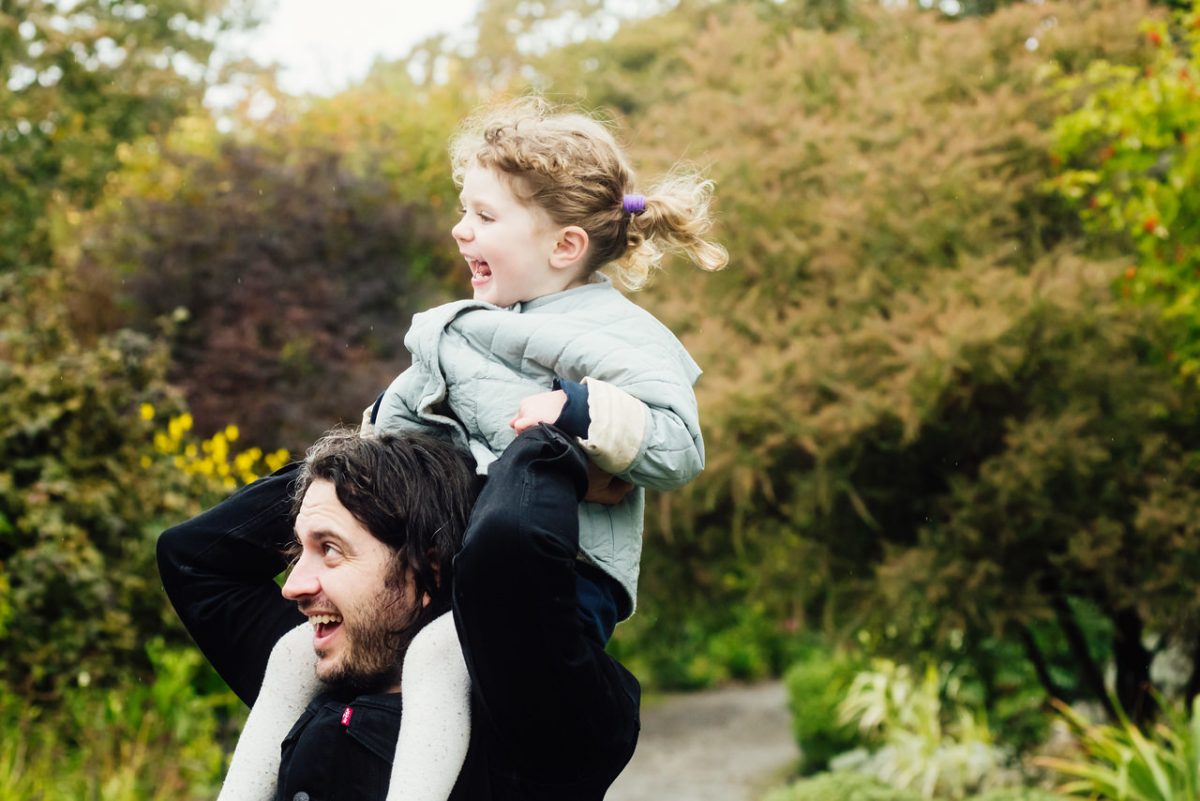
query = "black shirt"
(277, 691, 403, 801)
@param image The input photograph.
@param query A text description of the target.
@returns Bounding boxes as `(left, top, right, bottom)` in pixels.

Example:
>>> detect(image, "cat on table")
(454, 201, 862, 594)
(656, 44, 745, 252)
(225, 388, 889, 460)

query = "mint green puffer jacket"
(371, 275, 704, 615)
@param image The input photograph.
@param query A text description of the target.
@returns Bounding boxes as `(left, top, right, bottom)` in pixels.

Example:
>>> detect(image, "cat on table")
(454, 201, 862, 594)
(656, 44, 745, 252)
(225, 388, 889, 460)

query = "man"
(157, 425, 641, 800)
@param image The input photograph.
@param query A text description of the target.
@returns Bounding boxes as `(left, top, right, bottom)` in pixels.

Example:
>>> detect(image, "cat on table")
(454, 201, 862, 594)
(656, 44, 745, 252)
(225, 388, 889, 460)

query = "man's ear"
(550, 226, 589, 272)
(424, 548, 443, 604)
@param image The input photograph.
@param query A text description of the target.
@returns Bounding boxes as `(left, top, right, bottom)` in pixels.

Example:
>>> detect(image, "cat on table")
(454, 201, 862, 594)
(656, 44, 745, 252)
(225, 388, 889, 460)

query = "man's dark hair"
(291, 428, 480, 633)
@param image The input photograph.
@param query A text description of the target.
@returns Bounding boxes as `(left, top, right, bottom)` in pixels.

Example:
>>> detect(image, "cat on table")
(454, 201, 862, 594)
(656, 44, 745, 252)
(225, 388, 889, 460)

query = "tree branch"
(1050, 592, 1118, 722)
(1017, 623, 1065, 704)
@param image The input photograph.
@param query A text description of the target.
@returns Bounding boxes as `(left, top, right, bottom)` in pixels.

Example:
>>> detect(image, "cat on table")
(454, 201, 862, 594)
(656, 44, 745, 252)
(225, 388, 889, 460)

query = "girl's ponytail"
(614, 170, 729, 290)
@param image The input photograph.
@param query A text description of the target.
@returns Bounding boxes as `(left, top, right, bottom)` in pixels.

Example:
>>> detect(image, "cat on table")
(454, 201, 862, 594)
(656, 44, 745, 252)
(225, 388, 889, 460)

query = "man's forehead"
(295, 480, 365, 541)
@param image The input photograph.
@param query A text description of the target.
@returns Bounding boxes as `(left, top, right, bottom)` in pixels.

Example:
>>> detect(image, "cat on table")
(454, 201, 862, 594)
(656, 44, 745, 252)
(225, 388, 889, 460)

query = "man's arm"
(452, 426, 640, 788)
(157, 464, 306, 706)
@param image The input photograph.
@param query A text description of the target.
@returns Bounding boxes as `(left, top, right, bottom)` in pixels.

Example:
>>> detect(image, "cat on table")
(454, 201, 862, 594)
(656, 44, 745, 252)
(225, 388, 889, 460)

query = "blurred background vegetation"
(3, 0, 1200, 798)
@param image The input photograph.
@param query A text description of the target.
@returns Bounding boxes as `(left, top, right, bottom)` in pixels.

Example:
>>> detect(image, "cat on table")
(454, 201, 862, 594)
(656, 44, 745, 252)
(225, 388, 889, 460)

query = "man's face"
(282, 479, 422, 693)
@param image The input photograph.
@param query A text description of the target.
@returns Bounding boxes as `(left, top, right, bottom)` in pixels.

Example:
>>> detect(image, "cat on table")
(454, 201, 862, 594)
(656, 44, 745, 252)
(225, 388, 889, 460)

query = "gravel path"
(607, 681, 799, 801)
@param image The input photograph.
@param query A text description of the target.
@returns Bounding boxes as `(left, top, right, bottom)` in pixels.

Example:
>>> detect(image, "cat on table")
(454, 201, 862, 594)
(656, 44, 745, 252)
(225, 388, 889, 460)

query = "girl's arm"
(364, 367, 429, 436)
(511, 377, 703, 492)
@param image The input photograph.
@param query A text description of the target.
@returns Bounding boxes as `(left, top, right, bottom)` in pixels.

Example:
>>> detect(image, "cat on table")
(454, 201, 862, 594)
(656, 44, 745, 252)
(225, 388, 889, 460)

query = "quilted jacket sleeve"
(579, 375, 704, 493)
(372, 366, 425, 432)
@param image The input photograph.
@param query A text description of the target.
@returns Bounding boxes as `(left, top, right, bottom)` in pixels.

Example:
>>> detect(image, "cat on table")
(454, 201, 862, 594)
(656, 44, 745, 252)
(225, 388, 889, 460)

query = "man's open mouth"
(310, 613, 343, 641)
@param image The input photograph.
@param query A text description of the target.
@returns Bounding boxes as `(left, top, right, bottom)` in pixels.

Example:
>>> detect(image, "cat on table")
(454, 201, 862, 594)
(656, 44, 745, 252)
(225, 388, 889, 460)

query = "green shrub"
(784, 639, 867, 772)
(0, 271, 287, 699)
(967, 790, 1062, 801)
(0, 639, 244, 800)
(1036, 696, 1199, 801)
(1048, 0, 1200, 381)
(762, 771, 924, 801)
(834, 660, 1018, 800)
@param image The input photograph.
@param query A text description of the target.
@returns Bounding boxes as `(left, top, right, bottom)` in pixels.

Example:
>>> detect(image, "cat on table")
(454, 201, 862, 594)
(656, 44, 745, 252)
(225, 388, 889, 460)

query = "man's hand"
(584, 460, 634, 505)
(510, 390, 568, 434)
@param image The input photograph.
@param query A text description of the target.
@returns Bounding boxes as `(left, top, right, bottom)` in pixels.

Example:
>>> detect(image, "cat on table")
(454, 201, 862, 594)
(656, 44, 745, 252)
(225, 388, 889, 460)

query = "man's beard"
(316, 587, 417, 695)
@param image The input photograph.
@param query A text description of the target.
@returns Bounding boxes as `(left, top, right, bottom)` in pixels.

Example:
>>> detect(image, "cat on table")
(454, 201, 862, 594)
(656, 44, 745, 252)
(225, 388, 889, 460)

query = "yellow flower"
(210, 434, 228, 463)
(224, 424, 240, 442)
(139, 403, 155, 422)
(265, 450, 290, 473)
(139, 455, 152, 468)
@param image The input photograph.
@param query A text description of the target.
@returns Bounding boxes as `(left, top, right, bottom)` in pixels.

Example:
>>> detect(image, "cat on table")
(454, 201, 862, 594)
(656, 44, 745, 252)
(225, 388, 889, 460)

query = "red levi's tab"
(341, 706, 353, 727)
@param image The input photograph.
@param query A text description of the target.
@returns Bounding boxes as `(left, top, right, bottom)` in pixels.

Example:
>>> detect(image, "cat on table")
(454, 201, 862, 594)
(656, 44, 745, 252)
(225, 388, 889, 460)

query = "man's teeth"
(310, 614, 342, 626)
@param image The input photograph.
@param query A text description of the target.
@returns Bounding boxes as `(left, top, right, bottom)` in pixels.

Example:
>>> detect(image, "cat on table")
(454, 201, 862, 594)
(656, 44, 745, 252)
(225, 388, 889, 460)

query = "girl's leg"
(219, 623, 320, 801)
(387, 611, 471, 801)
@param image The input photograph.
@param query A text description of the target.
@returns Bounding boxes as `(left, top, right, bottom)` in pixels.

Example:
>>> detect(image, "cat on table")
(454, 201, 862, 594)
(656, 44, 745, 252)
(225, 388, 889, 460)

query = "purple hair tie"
(622, 194, 646, 215)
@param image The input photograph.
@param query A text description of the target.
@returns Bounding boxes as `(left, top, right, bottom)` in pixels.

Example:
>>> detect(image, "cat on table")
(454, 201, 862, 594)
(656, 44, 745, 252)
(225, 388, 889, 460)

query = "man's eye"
(321, 542, 341, 558)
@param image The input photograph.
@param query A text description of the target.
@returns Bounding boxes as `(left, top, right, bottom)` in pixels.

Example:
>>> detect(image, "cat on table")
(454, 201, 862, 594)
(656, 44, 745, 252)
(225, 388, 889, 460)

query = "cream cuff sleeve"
(578, 377, 648, 475)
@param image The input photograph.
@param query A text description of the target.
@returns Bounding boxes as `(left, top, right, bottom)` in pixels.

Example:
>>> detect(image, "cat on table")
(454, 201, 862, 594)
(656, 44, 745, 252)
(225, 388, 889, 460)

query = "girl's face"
(452, 165, 586, 308)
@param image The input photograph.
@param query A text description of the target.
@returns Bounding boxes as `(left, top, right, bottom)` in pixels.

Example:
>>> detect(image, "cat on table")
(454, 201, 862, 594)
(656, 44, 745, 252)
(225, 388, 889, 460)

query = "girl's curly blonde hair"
(449, 97, 728, 290)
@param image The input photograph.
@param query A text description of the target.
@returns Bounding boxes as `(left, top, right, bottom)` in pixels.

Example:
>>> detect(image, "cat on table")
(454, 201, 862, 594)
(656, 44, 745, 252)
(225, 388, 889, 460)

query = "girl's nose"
(452, 217, 471, 242)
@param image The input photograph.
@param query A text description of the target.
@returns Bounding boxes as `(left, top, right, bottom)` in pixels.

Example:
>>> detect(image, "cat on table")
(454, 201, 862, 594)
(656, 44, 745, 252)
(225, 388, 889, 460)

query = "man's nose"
(281, 555, 319, 600)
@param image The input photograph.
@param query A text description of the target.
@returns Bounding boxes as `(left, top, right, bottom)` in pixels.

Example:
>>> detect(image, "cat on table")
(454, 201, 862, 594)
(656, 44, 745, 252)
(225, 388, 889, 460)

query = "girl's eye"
(477, 212, 493, 222)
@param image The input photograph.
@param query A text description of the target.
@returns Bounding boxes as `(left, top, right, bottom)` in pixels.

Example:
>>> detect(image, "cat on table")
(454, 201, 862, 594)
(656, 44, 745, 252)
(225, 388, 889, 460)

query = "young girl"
(220, 97, 727, 801)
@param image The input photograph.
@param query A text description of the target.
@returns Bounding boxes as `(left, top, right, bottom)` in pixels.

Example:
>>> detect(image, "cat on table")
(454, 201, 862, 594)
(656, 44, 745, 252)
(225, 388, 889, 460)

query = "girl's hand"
(510, 390, 568, 434)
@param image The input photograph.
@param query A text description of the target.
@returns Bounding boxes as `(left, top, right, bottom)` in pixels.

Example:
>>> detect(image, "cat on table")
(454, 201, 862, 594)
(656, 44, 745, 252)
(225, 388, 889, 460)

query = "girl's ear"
(550, 226, 589, 271)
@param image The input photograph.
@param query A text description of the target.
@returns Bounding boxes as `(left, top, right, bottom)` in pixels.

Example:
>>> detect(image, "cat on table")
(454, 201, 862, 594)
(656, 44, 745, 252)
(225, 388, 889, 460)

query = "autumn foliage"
(4, 3, 1200, 793)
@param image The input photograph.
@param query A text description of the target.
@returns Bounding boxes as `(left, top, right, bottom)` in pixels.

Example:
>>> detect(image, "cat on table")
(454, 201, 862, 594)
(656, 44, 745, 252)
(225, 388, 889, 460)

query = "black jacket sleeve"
(452, 426, 640, 791)
(157, 463, 306, 707)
